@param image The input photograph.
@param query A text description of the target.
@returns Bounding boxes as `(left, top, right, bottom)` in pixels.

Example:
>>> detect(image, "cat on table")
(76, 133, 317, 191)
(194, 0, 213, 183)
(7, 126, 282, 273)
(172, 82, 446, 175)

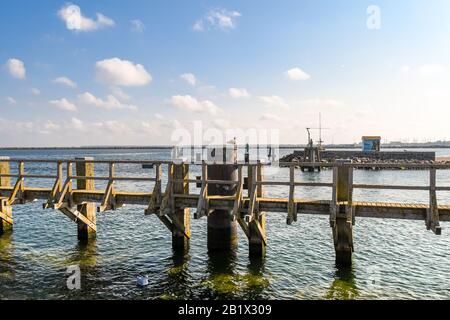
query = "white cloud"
(93, 120, 132, 135)
(180, 73, 197, 86)
(110, 87, 131, 100)
(96, 13, 115, 27)
(167, 95, 220, 115)
(154, 113, 164, 119)
(130, 19, 145, 33)
(193, 21, 204, 32)
(212, 118, 231, 129)
(400, 65, 411, 73)
(400, 64, 445, 77)
(6, 58, 26, 79)
(259, 95, 290, 110)
(78, 92, 138, 111)
(31, 88, 41, 95)
(39, 120, 61, 135)
(54, 76, 77, 88)
(193, 8, 241, 31)
(285, 67, 310, 81)
(0, 118, 34, 134)
(418, 64, 444, 77)
(6, 97, 17, 105)
(197, 85, 217, 94)
(299, 98, 343, 107)
(49, 98, 77, 112)
(69, 117, 85, 131)
(58, 4, 115, 32)
(95, 58, 152, 86)
(260, 113, 281, 122)
(229, 88, 250, 98)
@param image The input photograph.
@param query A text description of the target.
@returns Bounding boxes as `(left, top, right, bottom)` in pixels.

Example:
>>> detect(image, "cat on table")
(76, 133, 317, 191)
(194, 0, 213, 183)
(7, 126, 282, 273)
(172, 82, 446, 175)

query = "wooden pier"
(0, 157, 449, 266)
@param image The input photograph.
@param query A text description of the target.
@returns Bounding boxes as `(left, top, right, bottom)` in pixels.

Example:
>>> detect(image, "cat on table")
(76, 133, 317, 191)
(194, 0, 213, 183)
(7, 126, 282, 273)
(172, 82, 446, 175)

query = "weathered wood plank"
(1, 187, 450, 221)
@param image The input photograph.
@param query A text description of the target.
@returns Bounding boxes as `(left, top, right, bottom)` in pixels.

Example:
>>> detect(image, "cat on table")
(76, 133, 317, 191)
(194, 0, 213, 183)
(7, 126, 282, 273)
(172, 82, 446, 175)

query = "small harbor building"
(362, 136, 381, 151)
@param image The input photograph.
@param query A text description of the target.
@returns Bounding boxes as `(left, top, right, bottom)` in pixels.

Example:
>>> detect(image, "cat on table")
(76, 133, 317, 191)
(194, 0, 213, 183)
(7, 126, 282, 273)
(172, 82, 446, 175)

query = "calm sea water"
(0, 148, 449, 300)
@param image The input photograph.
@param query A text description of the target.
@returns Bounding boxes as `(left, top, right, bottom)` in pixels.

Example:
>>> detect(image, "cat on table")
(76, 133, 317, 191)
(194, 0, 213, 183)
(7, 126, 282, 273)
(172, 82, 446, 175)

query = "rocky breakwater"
(279, 153, 450, 170)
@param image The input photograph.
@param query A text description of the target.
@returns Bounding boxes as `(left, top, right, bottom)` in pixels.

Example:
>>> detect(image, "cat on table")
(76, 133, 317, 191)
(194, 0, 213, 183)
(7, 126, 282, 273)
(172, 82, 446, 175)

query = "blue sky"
(1, 0, 450, 146)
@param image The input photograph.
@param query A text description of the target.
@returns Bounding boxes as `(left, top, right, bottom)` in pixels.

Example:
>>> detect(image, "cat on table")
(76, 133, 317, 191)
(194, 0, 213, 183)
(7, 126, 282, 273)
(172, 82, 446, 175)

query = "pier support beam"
(331, 160, 354, 267)
(207, 148, 238, 252)
(76, 157, 96, 241)
(0, 158, 12, 234)
(248, 164, 266, 257)
(172, 163, 190, 252)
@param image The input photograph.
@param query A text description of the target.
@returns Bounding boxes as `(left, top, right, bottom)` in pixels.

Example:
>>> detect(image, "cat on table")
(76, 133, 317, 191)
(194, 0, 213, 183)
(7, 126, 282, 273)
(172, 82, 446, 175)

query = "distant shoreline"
(1, 144, 450, 151)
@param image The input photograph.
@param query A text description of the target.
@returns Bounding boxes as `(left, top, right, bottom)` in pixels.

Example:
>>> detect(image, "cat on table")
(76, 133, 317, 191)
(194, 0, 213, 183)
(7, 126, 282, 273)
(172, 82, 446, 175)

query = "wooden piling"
(172, 163, 190, 252)
(0, 157, 10, 188)
(0, 157, 12, 234)
(76, 157, 96, 241)
(332, 159, 354, 267)
(248, 163, 266, 257)
(207, 147, 238, 251)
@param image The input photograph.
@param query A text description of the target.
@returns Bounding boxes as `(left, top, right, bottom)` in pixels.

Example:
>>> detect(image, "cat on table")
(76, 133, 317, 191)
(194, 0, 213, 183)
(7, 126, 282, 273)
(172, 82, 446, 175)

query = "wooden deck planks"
(1, 186, 450, 221)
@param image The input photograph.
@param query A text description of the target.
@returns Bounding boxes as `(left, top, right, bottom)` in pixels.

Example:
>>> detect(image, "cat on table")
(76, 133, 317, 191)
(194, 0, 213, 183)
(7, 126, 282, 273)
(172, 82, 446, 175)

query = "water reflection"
(159, 250, 191, 299)
(0, 230, 13, 259)
(245, 255, 270, 299)
(0, 232, 15, 289)
(62, 239, 100, 298)
(199, 249, 271, 299)
(72, 239, 99, 267)
(325, 266, 359, 300)
(202, 249, 238, 299)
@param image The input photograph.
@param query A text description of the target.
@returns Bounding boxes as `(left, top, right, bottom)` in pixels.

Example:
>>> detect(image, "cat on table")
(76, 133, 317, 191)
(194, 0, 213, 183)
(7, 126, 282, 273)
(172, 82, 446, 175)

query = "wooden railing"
(1, 157, 449, 265)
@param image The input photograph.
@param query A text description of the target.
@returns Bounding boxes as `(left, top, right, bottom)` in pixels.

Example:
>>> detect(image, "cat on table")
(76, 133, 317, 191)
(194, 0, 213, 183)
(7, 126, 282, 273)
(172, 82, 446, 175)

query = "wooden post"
(76, 157, 96, 241)
(248, 163, 266, 257)
(332, 159, 354, 267)
(0, 157, 10, 188)
(0, 157, 12, 234)
(207, 147, 238, 252)
(172, 163, 190, 252)
(427, 168, 441, 235)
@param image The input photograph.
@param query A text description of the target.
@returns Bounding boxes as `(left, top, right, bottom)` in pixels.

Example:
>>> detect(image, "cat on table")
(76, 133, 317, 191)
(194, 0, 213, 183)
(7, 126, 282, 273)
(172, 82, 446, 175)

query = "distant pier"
(292, 150, 436, 161)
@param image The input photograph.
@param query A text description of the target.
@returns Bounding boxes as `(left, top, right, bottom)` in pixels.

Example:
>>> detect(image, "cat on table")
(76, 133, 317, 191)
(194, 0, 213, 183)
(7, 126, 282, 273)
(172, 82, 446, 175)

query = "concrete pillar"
(76, 157, 96, 241)
(207, 147, 238, 252)
(0, 157, 12, 234)
(333, 159, 354, 267)
(172, 163, 190, 252)
(248, 164, 266, 257)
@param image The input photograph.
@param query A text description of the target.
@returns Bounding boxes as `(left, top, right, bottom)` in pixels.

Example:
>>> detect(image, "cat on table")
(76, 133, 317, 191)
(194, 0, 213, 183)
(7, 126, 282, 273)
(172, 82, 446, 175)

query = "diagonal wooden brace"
(7, 177, 24, 205)
(145, 164, 162, 215)
(0, 198, 13, 225)
(159, 164, 173, 217)
(249, 219, 267, 246)
(246, 173, 266, 244)
(43, 162, 63, 210)
(168, 212, 190, 239)
(97, 180, 116, 212)
(233, 166, 250, 238)
(8, 162, 25, 205)
(59, 204, 97, 232)
(231, 166, 243, 221)
(194, 162, 209, 219)
(43, 179, 61, 209)
(245, 182, 258, 223)
(51, 178, 72, 210)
